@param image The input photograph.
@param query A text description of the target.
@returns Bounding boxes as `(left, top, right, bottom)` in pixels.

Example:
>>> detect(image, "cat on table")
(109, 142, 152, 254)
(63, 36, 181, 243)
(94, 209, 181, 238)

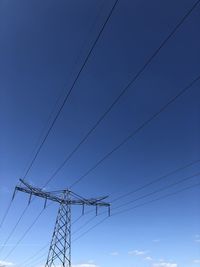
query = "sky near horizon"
(0, 0, 200, 267)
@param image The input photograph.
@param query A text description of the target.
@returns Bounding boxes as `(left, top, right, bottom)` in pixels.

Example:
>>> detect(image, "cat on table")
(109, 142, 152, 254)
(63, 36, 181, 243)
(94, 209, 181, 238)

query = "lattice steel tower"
(14, 179, 110, 267)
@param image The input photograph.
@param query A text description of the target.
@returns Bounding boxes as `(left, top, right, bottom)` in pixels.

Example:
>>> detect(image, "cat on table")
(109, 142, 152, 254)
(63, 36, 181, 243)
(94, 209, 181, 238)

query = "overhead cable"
(70, 74, 200, 188)
(45, 0, 200, 188)
(23, 0, 119, 179)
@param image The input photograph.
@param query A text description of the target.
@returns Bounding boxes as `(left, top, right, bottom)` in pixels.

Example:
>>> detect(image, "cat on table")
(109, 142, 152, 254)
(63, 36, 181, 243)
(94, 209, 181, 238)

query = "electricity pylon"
(14, 179, 110, 267)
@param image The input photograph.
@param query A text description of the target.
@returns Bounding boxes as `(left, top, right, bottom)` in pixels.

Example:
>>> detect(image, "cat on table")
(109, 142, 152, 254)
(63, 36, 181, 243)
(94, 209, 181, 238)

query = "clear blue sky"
(0, 0, 200, 267)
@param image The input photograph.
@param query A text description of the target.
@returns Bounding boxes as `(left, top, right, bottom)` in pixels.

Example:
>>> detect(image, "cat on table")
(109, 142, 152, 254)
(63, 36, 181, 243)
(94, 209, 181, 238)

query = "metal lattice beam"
(45, 191, 71, 267)
(14, 179, 110, 267)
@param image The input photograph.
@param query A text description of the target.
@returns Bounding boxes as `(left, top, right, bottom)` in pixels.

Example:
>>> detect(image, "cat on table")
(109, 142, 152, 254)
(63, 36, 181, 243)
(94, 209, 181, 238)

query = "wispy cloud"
(195, 235, 200, 243)
(193, 259, 200, 264)
(145, 256, 153, 261)
(0, 260, 14, 267)
(39, 263, 98, 267)
(153, 239, 160, 243)
(72, 264, 98, 267)
(152, 262, 177, 267)
(128, 249, 147, 256)
(110, 251, 119, 256)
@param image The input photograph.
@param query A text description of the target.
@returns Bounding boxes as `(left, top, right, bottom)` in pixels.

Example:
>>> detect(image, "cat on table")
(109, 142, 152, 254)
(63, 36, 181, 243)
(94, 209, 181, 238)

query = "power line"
(18, 214, 84, 267)
(23, 0, 119, 179)
(20, 216, 108, 266)
(23, 250, 48, 267)
(44, 0, 200, 188)
(0, 1, 119, 252)
(2, 203, 53, 261)
(17, 212, 92, 267)
(18, 177, 200, 266)
(2, 72, 196, 263)
(0, 190, 47, 256)
(12, 161, 200, 264)
(19, 244, 49, 267)
(0, 205, 29, 255)
(15, 165, 200, 265)
(13, 182, 110, 267)
(0, 198, 14, 228)
(73, 172, 200, 240)
(112, 171, 200, 211)
(72, 182, 200, 243)
(112, 181, 200, 216)
(5, 159, 200, 263)
(0, 183, 22, 231)
(11, 205, 94, 266)
(7, 192, 109, 265)
(2, 0, 200, 260)
(27, 159, 200, 263)
(73, 217, 108, 244)
(73, 215, 97, 236)
(110, 158, 200, 203)
(17, 2, 200, 259)
(70, 74, 200, 188)
(4, 0, 199, 251)
(21, 0, 107, 179)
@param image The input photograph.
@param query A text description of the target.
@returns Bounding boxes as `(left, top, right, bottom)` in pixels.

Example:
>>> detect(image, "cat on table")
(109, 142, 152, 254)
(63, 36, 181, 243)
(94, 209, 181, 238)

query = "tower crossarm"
(14, 179, 110, 209)
(69, 199, 110, 207)
(14, 178, 111, 267)
(15, 185, 63, 204)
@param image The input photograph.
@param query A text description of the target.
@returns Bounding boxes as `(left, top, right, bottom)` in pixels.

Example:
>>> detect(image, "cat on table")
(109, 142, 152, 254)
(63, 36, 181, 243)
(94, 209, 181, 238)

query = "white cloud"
(153, 239, 160, 243)
(193, 259, 200, 264)
(39, 263, 98, 267)
(195, 235, 200, 243)
(72, 264, 98, 267)
(145, 256, 153, 261)
(87, 260, 95, 264)
(152, 262, 177, 267)
(0, 260, 14, 267)
(128, 249, 147, 256)
(110, 251, 119, 256)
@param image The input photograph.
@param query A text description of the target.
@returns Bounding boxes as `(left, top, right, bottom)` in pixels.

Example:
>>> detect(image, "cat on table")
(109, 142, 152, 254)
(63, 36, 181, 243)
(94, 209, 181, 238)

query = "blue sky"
(0, 0, 200, 267)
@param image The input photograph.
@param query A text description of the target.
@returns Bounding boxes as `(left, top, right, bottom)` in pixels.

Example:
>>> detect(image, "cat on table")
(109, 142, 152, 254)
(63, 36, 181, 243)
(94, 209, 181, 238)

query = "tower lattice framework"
(45, 190, 71, 267)
(14, 179, 110, 267)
